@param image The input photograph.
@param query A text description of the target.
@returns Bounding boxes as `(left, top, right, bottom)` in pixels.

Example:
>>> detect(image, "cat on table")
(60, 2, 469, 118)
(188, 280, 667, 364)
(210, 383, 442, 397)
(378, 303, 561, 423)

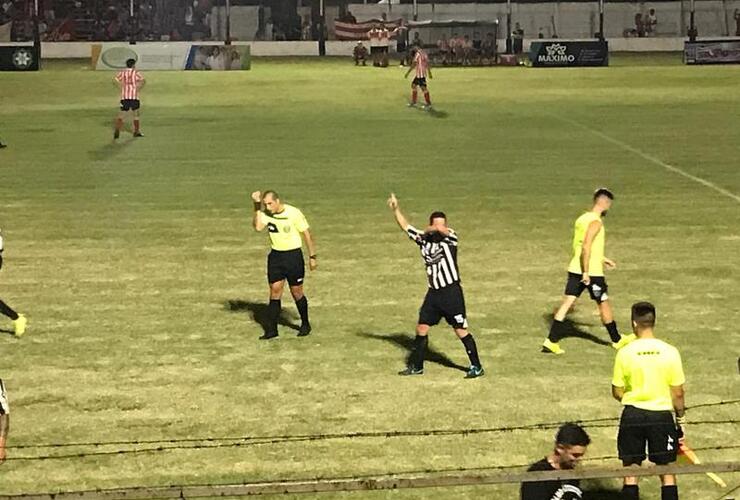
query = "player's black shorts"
(618, 405, 679, 466)
(564, 272, 609, 303)
(267, 248, 305, 286)
(412, 77, 427, 87)
(120, 99, 140, 111)
(418, 282, 467, 329)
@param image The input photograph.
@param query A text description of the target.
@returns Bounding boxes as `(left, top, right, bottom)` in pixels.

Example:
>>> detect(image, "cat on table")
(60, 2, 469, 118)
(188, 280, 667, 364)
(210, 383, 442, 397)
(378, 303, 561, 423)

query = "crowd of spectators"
(433, 31, 497, 65)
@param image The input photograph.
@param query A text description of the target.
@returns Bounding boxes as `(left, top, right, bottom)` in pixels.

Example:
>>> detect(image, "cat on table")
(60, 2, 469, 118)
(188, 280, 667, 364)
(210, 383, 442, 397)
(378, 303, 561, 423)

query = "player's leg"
(285, 250, 309, 335)
(289, 284, 311, 336)
(542, 273, 583, 354)
(114, 103, 126, 139)
(647, 412, 680, 500)
(263, 251, 286, 339)
(619, 406, 648, 500)
(444, 285, 483, 378)
(0, 298, 26, 337)
(589, 278, 634, 348)
(420, 83, 431, 108)
(400, 291, 439, 375)
(132, 102, 142, 137)
(409, 81, 419, 106)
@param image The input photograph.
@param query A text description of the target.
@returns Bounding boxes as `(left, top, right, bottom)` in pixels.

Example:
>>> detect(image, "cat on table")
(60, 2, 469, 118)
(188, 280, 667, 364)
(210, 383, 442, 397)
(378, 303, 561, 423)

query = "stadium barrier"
(684, 38, 740, 64)
(0, 463, 736, 499)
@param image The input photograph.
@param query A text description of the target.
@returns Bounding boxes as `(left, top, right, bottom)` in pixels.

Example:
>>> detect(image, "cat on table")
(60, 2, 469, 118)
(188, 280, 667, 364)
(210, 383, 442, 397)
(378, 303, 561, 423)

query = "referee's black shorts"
(564, 272, 609, 304)
(418, 282, 468, 329)
(267, 248, 305, 286)
(618, 405, 679, 466)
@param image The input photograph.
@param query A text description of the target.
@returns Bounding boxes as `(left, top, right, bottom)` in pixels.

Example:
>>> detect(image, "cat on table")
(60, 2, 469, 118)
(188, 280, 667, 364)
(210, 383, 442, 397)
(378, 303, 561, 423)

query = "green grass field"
(0, 54, 738, 499)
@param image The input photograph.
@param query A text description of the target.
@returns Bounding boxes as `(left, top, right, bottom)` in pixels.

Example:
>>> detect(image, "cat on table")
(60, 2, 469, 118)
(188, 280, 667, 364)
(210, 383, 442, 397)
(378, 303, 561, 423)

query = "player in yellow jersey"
(612, 302, 685, 500)
(251, 190, 317, 340)
(542, 188, 633, 354)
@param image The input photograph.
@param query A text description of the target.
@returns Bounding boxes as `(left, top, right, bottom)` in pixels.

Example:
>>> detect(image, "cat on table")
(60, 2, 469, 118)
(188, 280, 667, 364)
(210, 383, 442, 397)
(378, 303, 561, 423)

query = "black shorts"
(418, 283, 467, 329)
(370, 46, 384, 54)
(618, 406, 679, 466)
(412, 77, 427, 87)
(564, 272, 609, 304)
(267, 249, 305, 286)
(120, 99, 140, 111)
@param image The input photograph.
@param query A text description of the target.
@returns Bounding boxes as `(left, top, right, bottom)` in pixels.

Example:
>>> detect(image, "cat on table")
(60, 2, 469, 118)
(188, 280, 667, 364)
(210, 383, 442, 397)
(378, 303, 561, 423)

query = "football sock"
(661, 485, 678, 500)
(133, 119, 140, 133)
(268, 299, 281, 333)
(547, 319, 565, 343)
(0, 299, 19, 321)
(622, 484, 639, 500)
(295, 296, 309, 325)
(460, 333, 481, 367)
(605, 321, 620, 343)
(411, 89, 418, 103)
(115, 117, 123, 131)
(423, 91, 431, 105)
(409, 335, 428, 369)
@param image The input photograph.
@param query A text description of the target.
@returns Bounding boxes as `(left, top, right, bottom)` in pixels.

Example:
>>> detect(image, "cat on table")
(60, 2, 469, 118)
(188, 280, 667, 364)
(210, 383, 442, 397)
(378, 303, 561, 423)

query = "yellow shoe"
(612, 333, 636, 350)
(13, 314, 27, 337)
(542, 339, 565, 355)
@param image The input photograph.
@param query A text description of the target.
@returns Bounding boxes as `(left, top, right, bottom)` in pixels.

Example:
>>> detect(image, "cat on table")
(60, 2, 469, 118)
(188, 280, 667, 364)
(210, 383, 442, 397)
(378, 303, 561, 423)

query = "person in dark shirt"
(521, 423, 591, 500)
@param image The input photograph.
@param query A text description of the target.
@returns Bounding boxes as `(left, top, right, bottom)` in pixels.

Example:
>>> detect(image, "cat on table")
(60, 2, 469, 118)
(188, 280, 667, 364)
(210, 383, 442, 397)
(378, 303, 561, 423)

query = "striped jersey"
(115, 68, 144, 100)
(0, 379, 8, 415)
(407, 225, 460, 290)
(414, 50, 429, 78)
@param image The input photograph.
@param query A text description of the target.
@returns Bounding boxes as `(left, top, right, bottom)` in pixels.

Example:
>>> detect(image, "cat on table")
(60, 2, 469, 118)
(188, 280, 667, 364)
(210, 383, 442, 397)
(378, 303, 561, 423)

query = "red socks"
(115, 117, 123, 131)
(411, 90, 418, 104)
(424, 91, 431, 105)
(133, 119, 140, 133)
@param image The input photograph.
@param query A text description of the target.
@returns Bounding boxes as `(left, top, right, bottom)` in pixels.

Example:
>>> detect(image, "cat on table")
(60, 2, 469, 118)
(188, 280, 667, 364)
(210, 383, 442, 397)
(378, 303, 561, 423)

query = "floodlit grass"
(0, 54, 738, 498)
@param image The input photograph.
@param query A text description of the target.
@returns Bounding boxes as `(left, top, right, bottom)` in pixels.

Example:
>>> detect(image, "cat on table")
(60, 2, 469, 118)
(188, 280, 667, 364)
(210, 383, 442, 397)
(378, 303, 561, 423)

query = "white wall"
(347, 1, 740, 39)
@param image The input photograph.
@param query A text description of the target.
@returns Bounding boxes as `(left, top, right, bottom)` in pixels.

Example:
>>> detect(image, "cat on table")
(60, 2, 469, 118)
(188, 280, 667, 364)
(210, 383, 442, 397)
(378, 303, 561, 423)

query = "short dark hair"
(262, 190, 279, 201)
(126, 58, 136, 68)
(593, 188, 614, 201)
(556, 423, 591, 447)
(429, 211, 446, 224)
(632, 301, 656, 328)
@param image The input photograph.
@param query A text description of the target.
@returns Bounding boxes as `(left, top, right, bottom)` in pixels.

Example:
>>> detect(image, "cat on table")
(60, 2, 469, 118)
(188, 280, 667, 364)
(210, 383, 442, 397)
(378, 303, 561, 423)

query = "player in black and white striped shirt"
(0, 378, 9, 464)
(388, 193, 484, 379)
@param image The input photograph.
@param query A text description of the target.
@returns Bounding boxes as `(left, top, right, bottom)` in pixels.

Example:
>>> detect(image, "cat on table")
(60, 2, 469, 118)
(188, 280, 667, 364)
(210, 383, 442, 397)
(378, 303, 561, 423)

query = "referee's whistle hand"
(251, 191, 262, 203)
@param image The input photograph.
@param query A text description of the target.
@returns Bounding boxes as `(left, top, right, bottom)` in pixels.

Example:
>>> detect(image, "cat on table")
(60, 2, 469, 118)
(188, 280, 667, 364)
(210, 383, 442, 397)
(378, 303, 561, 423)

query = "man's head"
(649, 8, 655, 14)
(631, 301, 656, 334)
(592, 187, 614, 215)
(261, 190, 282, 214)
(553, 423, 590, 469)
(126, 58, 136, 68)
(427, 211, 448, 230)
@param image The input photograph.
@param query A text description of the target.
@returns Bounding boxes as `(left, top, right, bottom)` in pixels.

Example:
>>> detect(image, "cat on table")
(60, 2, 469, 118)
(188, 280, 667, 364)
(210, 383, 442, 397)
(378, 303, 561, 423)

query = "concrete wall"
(347, 1, 740, 39)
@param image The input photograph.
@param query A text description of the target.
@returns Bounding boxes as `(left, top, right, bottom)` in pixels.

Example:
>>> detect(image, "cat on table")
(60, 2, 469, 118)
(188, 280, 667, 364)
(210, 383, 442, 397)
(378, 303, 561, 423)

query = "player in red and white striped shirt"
(404, 46, 433, 109)
(113, 58, 146, 139)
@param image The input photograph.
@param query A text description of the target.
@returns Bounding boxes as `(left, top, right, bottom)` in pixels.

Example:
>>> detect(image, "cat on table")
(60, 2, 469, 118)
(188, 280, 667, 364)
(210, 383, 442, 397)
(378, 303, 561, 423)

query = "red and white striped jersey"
(414, 50, 429, 78)
(115, 68, 144, 100)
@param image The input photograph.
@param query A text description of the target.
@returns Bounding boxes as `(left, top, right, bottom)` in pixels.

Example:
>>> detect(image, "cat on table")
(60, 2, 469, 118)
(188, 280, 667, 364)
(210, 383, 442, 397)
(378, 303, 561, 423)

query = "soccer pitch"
(0, 54, 738, 498)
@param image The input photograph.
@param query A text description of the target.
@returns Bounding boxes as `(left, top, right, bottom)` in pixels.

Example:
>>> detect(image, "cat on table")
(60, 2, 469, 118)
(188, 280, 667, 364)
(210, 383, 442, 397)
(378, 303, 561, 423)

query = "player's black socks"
(460, 334, 481, 368)
(408, 335, 428, 369)
(267, 299, 281, 333)
(547, 319, 565, 343)
(605, 321, 620, 343)
(661, 485, 678, 500)
(0, 299, 19, 321)
(622, 484, 639, 500)
(295, 296, 309, 325)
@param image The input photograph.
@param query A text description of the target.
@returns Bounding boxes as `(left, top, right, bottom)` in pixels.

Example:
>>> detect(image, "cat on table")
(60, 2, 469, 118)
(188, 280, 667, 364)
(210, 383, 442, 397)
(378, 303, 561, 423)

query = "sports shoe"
(407, 102, 417, 108)
(612, 333, 636, 350)
(0, 142, 7, 149)
(541, 339, 565, 355)
(398, 366, 424, 376)
(422, 104, 432, 111)
(113, 130, 120, 139)
(259, 331, 278, 340)
(297, 323, 312, 337)
(465, 365, 485, 379)
(133, 132, 144, 138)
(13, 314, 27, 337)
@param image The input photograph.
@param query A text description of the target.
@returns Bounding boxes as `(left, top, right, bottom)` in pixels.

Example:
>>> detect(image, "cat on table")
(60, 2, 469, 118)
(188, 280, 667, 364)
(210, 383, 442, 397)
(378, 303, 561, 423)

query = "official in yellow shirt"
(543, 188, 634, 355)
(251, 190, 317, 340)
(612, 301, 686, 500)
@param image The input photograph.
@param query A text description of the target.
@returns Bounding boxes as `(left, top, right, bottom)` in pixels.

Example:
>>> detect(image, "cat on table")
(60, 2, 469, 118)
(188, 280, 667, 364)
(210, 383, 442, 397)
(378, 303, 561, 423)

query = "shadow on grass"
(542, 313, 610, 347)
(88, 136, 135, 161)
(225, 300, 300, 335)
(357, 331, 467, 372)
(426, 107, 448, 119)
(0, 328, 14, 337)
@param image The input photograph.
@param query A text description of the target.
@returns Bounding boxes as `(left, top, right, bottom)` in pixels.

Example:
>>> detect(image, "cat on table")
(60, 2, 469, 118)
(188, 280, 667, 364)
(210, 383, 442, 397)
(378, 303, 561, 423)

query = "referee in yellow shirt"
(542, 188, 633, 355)
(251, 190, 317, 340)
(612, 301, 686, 500)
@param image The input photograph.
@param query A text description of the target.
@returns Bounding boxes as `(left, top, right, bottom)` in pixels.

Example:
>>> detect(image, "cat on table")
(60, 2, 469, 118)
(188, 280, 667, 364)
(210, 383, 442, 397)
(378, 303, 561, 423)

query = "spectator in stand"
(512, 22, 524, 54)
(410, 30, 421, 48)
(645, 8, 657, 36)
(449, 32, 460, 63)
(481, 31, 496, 64)
(301, 19, 311, 40)
(353, 40, 367, 65)
(634, 13, 645, 37)
(346, 10, 356, 24)
(437, 33, 450, 65)
(472, 31, 482, 57)
(462, 34, 473, 65)
(378, 23, 390, 67)
(368, 23, 382, 67)
(734, 9, 739, 36)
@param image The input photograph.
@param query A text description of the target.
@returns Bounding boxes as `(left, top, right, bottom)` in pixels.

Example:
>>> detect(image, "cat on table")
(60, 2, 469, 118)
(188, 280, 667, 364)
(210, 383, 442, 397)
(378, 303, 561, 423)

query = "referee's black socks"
(460, 333, 481, 368)
(621, 484, 639, 499)
(295, 296, 309, 325)
(547, 319, 565, 343)
(661, 485, 678, 500)
(605, 321, 620, 343)
(268, 299, 281, 333)
(409, 335, 428, 369)
(0, 299, 19, 321)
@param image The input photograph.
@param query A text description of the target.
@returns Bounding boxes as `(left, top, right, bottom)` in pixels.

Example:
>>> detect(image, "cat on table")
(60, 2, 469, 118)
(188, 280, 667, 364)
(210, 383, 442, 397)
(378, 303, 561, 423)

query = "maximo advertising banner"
(529, 40, 608, 67)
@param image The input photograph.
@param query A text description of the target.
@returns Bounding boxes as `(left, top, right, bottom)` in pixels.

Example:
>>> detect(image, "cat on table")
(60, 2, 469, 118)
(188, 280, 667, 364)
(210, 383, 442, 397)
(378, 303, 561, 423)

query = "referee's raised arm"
(251, 191, 266, 231)
(387, 193, 411, 231)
